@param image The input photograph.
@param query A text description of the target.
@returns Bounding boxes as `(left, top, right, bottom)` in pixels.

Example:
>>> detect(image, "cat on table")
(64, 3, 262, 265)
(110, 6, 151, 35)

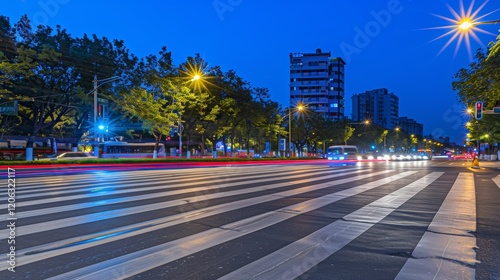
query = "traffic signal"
(97, 105, 103, 117)
(475, 101, 483, 120)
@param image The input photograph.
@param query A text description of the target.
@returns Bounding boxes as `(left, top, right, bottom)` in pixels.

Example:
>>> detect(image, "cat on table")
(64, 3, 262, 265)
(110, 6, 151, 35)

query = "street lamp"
(288, 104, 305, 157)
(461, 19, 500, 29)
(175, 71, 206, 158)
(91, 75, 119, 156)
(350, 119, 370, 125)
(430, 0, 500, 60)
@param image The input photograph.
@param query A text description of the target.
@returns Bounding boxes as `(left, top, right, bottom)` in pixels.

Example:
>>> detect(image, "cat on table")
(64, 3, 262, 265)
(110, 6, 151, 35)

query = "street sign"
(97, 97, 108, 104)
(0, 101, 18, 116)
(494, 107, 500, 114)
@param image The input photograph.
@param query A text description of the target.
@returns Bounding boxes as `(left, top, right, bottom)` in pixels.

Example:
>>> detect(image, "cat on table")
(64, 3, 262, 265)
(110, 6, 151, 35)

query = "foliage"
(1, 14, 428, 159)
(0, 15, 139, 145)
(452, 34, 500, 144)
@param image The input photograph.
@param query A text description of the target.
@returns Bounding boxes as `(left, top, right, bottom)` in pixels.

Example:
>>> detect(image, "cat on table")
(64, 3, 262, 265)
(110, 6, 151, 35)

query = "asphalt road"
(0, 159, 499, 279)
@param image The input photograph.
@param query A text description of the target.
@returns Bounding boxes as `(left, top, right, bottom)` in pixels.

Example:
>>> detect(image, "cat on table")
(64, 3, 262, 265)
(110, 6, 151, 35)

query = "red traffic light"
(475, 101, 483, 120)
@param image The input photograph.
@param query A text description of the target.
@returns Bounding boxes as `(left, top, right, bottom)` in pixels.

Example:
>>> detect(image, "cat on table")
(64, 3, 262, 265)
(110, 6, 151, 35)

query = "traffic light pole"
(178, 121, 183, 158)
(93, 77, 99, 157)
(91, 76, 119, 157)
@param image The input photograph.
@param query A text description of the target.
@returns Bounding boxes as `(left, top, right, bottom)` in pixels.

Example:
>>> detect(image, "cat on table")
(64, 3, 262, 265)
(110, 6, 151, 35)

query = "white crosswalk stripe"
(493, 175, 500, 189)
(0, 165, 488, 279)
(396, 172, 477, 280)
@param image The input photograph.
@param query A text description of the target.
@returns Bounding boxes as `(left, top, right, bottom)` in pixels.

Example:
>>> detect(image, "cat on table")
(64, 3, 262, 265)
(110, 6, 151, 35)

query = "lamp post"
(173, 72, 204, 158)
(178, 120, 183, 158)
(464, 19, 500, 27)
(288, 104, 305, 157)
(92, 75, 119, 157)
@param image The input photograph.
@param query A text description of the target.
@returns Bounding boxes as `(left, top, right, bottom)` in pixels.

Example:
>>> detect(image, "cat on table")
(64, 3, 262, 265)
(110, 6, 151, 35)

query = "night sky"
(3, 0, 500, 143)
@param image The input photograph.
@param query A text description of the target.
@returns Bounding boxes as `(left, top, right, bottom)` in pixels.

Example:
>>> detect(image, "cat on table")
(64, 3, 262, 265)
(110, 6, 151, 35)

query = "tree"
(453, 37, 500, 145)
(0, 15, 139, 152)
(117, 78, 195, 157)
(6, 17, 79, 144)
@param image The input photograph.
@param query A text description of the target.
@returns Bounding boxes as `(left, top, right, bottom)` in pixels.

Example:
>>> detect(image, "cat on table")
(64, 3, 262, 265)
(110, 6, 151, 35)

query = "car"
(40, 152, 97, 161)
(450, 152, 475, 160)
(357, 153, 376, 160)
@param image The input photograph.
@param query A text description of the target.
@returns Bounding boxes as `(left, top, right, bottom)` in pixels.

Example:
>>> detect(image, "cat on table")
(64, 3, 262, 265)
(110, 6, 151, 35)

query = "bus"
(0, 138, 68, 160)
(326, 145, 359, 160)
(101, 142, 166, 158)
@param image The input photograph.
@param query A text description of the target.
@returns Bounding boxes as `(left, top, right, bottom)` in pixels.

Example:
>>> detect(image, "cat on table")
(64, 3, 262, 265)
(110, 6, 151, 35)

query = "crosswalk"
(0, 165, 498, 279)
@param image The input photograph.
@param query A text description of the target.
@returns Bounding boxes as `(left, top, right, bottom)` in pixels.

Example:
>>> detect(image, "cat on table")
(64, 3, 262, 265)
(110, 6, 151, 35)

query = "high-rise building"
(289, 49, 346, 119)
(398, 117, 423, 137)
(351, 88, 399, 129)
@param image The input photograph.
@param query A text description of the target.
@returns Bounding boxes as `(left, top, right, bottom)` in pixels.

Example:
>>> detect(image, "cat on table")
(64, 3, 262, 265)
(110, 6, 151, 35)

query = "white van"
(326, 145, 359, 160)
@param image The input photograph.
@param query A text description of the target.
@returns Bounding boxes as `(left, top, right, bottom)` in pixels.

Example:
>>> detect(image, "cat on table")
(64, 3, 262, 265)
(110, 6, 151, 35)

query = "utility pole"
(178, 121, 183, 158)
(93, 76, 98, 157)
(91, 75, 119, 157)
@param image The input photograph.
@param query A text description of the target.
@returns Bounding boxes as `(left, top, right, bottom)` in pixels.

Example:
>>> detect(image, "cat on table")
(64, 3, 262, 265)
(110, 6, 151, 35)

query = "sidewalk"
(468, 159, 500, 169)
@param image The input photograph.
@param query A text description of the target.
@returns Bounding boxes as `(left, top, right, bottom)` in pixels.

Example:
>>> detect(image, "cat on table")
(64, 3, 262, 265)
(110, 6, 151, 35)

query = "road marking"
(46, 171, 416, 280)
(0, 167, 334, 218)
(219, 172, 443, 280)
(3, 165, 322, 200)
(493, 175, 500, 189)
(0, 169, 394, 270)
(0, 169, 366, 237)
(396, 172, 476, 280)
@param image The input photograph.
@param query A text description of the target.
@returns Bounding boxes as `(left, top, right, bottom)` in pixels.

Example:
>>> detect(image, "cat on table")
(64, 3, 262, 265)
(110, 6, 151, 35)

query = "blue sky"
(3, 0, 500, 143)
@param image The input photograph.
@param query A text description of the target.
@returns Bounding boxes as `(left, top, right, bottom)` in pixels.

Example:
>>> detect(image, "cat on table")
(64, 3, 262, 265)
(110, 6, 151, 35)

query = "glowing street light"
(427, 0, 500, 60)
(288, 103, 305, 157)
(350, 119, 370, 125)
(461, 19, 500, 30)
(175, 71, 205, 158)
(459, 21, 473, 30)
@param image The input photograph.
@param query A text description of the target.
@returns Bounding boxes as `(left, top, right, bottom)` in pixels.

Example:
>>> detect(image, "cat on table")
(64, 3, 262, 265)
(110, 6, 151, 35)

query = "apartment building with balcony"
(289, 49, 346, 119)
(351, 88, 399, 129)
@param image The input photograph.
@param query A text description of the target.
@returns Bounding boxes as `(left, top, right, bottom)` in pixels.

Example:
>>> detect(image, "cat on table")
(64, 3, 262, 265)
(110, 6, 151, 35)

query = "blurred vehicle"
(326, 145, 358, 160)
(102, 142, 166, 158)
(40, 152, 97, 161)
(450, 152, 475, 160)
(432, 153, 449, 159)
(417, 149, 432, 160)
(357, 153, 376, 160)
(356, 152, 392, 161)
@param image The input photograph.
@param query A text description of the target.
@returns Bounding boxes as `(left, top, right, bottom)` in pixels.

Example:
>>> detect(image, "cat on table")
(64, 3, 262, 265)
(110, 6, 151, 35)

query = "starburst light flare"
(425, 0, 499, 60)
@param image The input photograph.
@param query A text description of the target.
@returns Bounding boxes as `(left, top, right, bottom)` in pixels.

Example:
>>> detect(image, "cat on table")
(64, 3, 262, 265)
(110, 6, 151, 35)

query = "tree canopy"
(0, 14, 425, 157)
(452, 33, 500, 144)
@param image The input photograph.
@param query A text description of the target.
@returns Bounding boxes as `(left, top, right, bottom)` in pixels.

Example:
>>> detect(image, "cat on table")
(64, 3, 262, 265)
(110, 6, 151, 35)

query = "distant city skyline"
(2, 0, 500, 143)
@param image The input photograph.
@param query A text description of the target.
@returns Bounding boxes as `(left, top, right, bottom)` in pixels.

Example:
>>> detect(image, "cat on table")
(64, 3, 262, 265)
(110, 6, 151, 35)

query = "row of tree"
(0, 15, 287, 155)
(0, 15, 459, 158)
